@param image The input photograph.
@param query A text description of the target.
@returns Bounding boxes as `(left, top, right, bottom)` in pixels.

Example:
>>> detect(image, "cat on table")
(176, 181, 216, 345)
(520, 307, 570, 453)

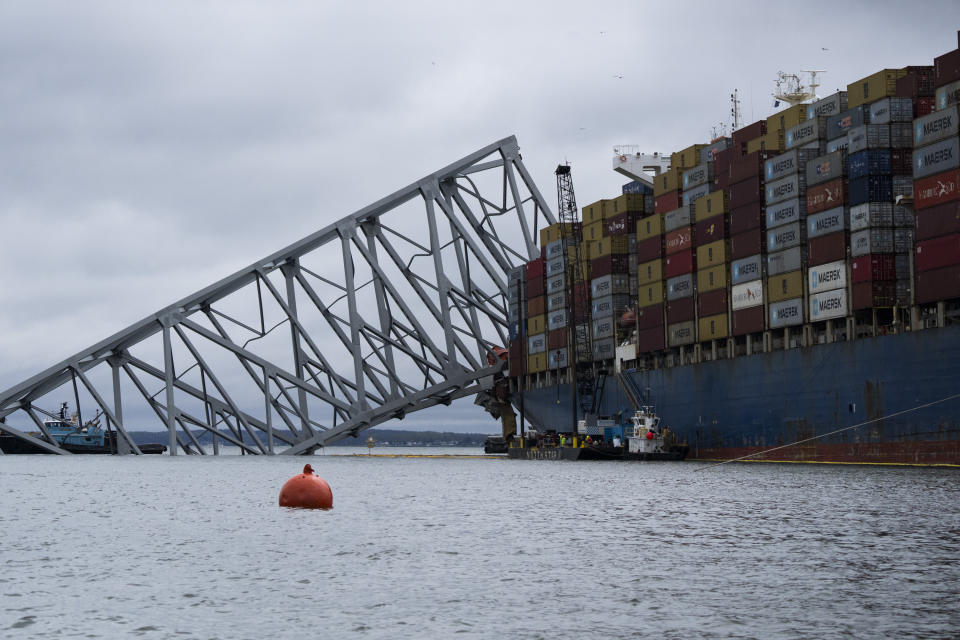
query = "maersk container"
(508, 266, 525, 284)
(807, 206, 847, 239)
(827, 106, 868, 140)
(849, 202, 893, 231)
(528, 333, 547, 355)
(868, 97, 913, 124)
(547, 309, 569, 331)
(592, 316, 615, 340)
(849, 175, 893, 206)
(666, 273, 695, 300)
(545, 256, 565, 277)
(806, 151, 846, 187)
(767, 221, 804, 253)
(936, 78, 960, 111)
(807, 92, 847, 120)
(848, 150, 892, 179)
(591, 273, 630, 299)
(767, 246, 805, 276)
(547, 348, 569, 370)
(545, 237, 575, 260)
(785, 117, 826, 150)
(682, 164, 713, 190)
(766, 198, 806, 229)
(592, 294, 631, 318)
(827, 137, 850, 154)
(546, 272, 566, 295)
(664, 206, 692, 233)
(808, 259, 847, 294)
(546, 291, 567, 312)
(847, 125, 890, 154)
(851, 229, 894, 257)
(809, 288, 848, 322)
(765, 174, 805, 206)
(769, 298, 804, 328)
(731, 280, 763, 310)
(913, 136, 960, 179)
(667, 321, 696, 347)
(765, 148, 819, 182)
(682, 183, 711, 207)
(913, 106, 959, 147)
(592, 337, 615, 361)
(731, 254, 764, 285)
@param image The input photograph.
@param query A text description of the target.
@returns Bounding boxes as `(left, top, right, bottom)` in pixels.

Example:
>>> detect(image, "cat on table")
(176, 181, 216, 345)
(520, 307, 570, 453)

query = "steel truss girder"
(0, 136, 552, 454)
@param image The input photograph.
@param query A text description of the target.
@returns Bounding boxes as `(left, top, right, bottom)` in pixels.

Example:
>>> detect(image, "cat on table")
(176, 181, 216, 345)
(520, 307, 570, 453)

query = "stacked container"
(507, 266, 525, 377)
(524, 257, 547, 373)
(914, 42, 960, 304)
(636, 205, 667, 354)
(694, 187, 730, 344)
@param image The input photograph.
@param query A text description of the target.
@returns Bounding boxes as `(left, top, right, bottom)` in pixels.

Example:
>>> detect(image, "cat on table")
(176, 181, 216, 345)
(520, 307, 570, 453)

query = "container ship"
(501, 32, 960, 466)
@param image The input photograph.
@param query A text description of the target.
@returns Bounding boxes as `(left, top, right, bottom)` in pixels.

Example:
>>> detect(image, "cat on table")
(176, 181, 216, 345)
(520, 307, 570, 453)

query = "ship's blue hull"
(513, 326, 960, 465)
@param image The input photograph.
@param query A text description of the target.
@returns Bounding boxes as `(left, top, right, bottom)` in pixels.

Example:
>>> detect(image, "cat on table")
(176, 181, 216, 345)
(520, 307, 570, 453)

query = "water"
(2, 449, 958, 639)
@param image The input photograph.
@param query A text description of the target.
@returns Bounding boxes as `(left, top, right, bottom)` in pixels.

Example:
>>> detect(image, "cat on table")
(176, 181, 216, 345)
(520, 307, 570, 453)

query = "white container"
(769, 298, 804, 328)
(666, 273, 695, 300)
(808, 260, 847, 294)
(731, 280, 763, 310)
(528, 333, 546, 355)
(809, 289, 847, 322)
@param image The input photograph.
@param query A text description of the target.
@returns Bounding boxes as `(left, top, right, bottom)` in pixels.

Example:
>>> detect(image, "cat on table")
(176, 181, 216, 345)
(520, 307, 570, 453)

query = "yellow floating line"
(324, 453, 504, 459)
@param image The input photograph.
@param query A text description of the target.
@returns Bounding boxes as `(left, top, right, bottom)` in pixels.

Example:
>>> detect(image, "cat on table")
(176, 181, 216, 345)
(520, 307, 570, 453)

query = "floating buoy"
(279, 464, 333, 509)
(646, 431, 654, 440)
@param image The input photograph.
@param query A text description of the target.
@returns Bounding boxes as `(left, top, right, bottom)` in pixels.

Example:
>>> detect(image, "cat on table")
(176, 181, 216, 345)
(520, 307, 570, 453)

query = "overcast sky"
(2, 1, 958, 434)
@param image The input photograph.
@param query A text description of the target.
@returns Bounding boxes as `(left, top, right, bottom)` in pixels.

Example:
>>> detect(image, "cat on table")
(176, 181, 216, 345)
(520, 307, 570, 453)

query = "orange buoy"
(279, 464, 333, 509)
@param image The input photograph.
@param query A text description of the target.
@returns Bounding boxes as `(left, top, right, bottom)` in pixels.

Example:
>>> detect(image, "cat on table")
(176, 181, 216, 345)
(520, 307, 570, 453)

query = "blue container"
(622, 180, 653, 195)
(848, 150, 892, 180)
(848, 175, 893, 207)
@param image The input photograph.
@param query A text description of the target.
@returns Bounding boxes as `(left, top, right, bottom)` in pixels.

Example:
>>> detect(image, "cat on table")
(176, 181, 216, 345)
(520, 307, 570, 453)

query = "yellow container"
(696, 240, 727, 270)
(694, 191, 727, 221)
(594, 236, 630, 257)
(527, 314, 546, 335)
(847, 69, 906, 108)
(527, 352, 547, 373)
(636, 214, 664, 241)
(582, 200, 609, 224)
(583, 220, 606, 243)
(653, 167, 683, 197)
(746, 136, 765, 154)
(766, 104, 807, 137)
(610, 193, 646, 215)
(637, 259, 663, 286)
(696, 264, 728, 292)
(671, 144, 706, 170)
(768, 270, 803, 303)
(539, 223, 579, 247)
(698, 314, 729, 341)
(763, 130, 784, 153)
(638, 281, 665, 307)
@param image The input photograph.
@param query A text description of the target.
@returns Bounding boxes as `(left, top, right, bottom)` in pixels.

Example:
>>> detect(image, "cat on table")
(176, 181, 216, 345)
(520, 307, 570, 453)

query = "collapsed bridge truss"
(0, 136, 553, 455)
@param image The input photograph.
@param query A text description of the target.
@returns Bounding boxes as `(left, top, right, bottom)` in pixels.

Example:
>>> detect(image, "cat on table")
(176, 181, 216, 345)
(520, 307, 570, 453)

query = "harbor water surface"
(2, 448, 958, 639)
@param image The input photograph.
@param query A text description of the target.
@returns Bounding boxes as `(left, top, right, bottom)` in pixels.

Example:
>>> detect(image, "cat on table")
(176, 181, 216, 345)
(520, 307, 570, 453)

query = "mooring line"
(695, 391, 960, 471)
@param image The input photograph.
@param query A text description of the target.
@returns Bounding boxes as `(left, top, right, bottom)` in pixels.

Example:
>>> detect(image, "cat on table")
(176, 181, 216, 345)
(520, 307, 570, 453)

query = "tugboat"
(622, 406, 688, 461)
(0, 402, 167, 454)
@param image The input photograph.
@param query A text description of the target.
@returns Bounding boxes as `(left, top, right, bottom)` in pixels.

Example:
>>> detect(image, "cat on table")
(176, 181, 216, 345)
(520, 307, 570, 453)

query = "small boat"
(622, 406, 688, 461)
(0, 402, 167, 454)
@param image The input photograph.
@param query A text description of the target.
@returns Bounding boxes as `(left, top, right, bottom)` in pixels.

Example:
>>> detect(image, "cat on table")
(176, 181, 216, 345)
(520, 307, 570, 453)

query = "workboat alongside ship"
(496, 33, 960, 466)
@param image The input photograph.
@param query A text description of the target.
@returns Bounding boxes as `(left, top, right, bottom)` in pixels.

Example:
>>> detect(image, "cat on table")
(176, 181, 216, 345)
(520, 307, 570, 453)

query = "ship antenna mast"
(801, 69, 825, 100)
(730, 89, 742, 131)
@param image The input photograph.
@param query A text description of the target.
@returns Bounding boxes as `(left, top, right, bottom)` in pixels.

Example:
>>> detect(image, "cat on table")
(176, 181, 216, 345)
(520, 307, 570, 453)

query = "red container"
(808, 231, 847, 266)
(548, 328, 567, 350)
(915, 201, 960, 240)
(713, 148, 732, 190)
(731, 306, 765, 336)
(591, 254, 631, 278)
(655, 191, 681, 214)
(605, 212, 635, 236)
(527, 295, 546, 317)
(729, 175, 763, 209)
(806, 178, 847, 214)
(896, 67, 935, 98)
(636, 302, 665, 329)
(664, 249, 695, 278)
(890, 149, 912, 175)
(916, 233, 960, 272)
(730, 151, 773, 184)
(730, 228, 764, 260)
(935, 48, 960, 87)
(526, 276, 545, 298)
(698, 289, 728, 317)
(852, 281, 896, 310)
(916, 264, 960, 303)
(851, 254, 895, 283)
(508, 338, 523, 360)
(915, 169, 960, 210)
(665, 227, 694, 255)
(728, 201, 764, 235)
(509, 357, 524, 377)
(636, 236, 665, 262)
(732, 120, 766, 155)
(667, 297, 695, 324)
(637, 326, 666, 354)
(916, 97, 936, 118)
(525, 258, 545, 280)
(695, 216, 727, 246)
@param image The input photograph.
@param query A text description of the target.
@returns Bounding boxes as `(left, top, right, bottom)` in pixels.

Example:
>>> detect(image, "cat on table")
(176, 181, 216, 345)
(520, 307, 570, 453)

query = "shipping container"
(637, 281, 665, 308)
(892, 149, 913, 175)
(682, 183, 711, 207)
(665, 227, 694, 255)
(767, 246, 805, 276)
(732, 305, 766, 335)
(849, 202, 893, 231)
(808, 231, 848, 267)
(527, 295, 546, 317)
(769, 298, 804, 328)
(827, 137, 850, 154)
(667, 297, 695, 324)
(636, 236, 665, 262)
(665, 249, 695, 278)
(696, 239, 727, 269)
(851, 254, 895, 283)
(913, 108, 960, 148)
(896, 68, 935, 99)
(768, 270, 803, 303)
(653, 167, 683, 197)
(730, 228, 764, 260)
(807, 91, 848, 120)
(935, 48, 960, 86)
(547, 348, 569, 370)
(664, 206, 693, 232)
(694, 190, 728, 221)
(766, 173, 806, 206)
(698, 288, 728, 317)
(582, 220, 605, 243)
(546, 272, 566, 295)
(731, 254, 764, 284)
(848, 150, 892, 179)
(851, 229, 894, 257)
(730, 151, 773, 183)
(525, 257, 545, 281)
(528, 332, 547, 355)
(731, 279, 763, 310)
(692, 262, 725, 293)
(849, 175, 893, 206)
(915, 234, 960, 272)
(729, 175, 763, 208)
(917, 96, 937, 117)
(592, 316, 615, 341)
(637, 258, 664, 286)
(666, 273, 695, 300)
(728, 202, 764, 234)
(654, 191, 681, 214)
(672, 144, 706, 170)
(913, 137, 960, 179)
(889, 122, 913, 148)
(698, 314, 728, 341)
(894, 228, 914, 253)
(546, 291, 567, 312)
(527, 313, 546, 335)
(544, 237, 575, 260)
(936, 78, 960, 111)
(847, 125, 890, 153)
(636, 213, 664, 241)
(785, 117, 826, 150)
(695, 215, 727, 245)
(766, 104, 807, 137)
(527, 352, 546, 374)
(667, 321, 696, 347)
(548, 327, 567, 350)
(592, 294, 632, 318)
(916, 264, 960, 303)
(809, 288, 848, 321)
(766, 198, 806, 229)
(682, 164, 713, 191)
(847, 68, 906, 108)
(893, 175, 913, 200)
(591, 273, 631, 298)
(915, 169, 960, 210)
(851, 281, 896, 310)
(636, 326, 666, 353)
(806, 151, 846, 186)
(827, 106, 868, 140)
(592, 235, 631, 257)
(592, 337, 616, 361)
(807, 206, 847, 239)
(868, 96, 913, 124)
(621, 180, 652, 195)
(700, 138, 731, 164)
(609, 193, 646, 215)
(767, 221, 804, 253)
(604, 212, 634, 236)
(807, 179, 847, 214)
(582, 200, 609, 224)
(915, 201, 960, 240)
(539, 222, 581, 247)
(765, 148, 818, 182)
(636, 303, 665, 328)
(807, 259, 847, 294)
